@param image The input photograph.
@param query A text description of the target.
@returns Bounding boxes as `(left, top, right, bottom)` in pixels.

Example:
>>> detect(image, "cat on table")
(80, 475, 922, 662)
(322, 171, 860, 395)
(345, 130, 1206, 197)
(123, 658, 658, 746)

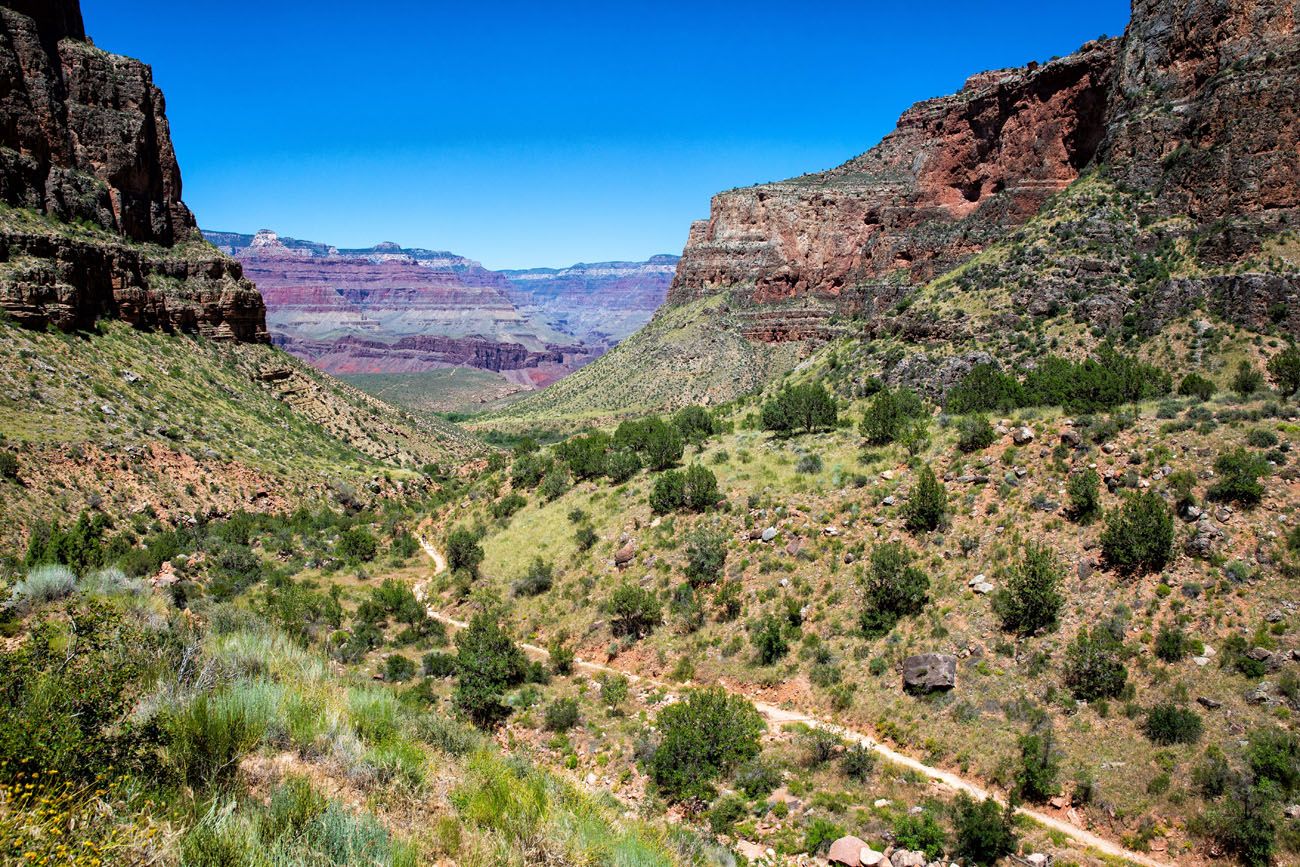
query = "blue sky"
(84, 1, 1131, 269)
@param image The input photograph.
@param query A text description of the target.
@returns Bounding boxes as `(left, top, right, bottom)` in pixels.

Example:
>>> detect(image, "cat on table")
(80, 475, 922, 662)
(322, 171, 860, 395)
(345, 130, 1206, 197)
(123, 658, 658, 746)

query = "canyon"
(206, 228, 675, 392)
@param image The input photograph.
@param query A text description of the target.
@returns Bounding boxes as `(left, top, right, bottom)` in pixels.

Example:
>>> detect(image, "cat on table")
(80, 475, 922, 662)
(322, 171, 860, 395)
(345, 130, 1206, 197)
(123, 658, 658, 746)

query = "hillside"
(486, 0, 1300, 423)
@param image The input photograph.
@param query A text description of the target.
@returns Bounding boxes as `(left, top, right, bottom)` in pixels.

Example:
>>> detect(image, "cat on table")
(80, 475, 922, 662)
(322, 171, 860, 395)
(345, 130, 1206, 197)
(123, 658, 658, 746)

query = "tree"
(648, 687, 764, 801)
(337, 527, 378, 562)
(673, 405, 717, 443)
(649, 470, 685, 514)
(1177, 372, 1216, 402)
(1063, 626, 1128, 701)
(683, 528, 726, 587)
(860, 542, 929, 636)
(993, 542, 1064, 636)
(1267, 345, 1300, 396)
(1209, 447, 1269, 505)
(761, 383, 838, 435)
(903, 465, 948, 533)
(642, 417, 684, 470)
(1016, 727, 1060, 803)
(453, 613, 526, 729)
(1100, 490, 1173, 575)
(0, 451, 17, 481)
(511, 452, 550, 489)
(1066, 468, 1102, 525)
(1232, 360, 1266, 398)
(1143, 704, 1203, 745)
(608, 583, 662, 638)
(683, 464, 719, 510)
(953, 795, 1018, 865)
(605, 449, 642, 483)
(751, 614, 789, 665)
(445, 527, 484, 575)
(556, 432, 611, 480)
(861, 387, 926, 445)
(945, 363, 1023, 414)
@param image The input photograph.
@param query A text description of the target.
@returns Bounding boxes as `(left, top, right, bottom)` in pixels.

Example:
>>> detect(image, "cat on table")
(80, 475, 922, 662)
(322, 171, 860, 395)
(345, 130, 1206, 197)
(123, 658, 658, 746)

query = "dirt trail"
(413, 540, 1170, 867)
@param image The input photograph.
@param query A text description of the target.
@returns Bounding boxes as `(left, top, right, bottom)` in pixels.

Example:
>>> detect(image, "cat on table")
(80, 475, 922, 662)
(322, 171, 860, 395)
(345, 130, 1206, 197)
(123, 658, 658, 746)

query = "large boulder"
(902, 653, 957, 693)
(827, 836, 870, 866)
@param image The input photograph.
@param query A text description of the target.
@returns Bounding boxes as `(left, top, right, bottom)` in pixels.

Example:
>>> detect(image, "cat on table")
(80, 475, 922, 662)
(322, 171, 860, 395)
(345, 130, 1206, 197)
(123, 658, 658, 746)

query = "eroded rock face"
(0, 1, 268, 341)
(669, 40, 1118, 314)
(669, 0, 1300, 339)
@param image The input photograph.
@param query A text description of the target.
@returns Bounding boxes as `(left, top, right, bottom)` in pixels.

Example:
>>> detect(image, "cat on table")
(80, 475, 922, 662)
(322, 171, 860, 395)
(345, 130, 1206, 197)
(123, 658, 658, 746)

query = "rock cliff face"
(210, 229, 672, 384)
(0, 1, 268, 340)
(668, 0, 1300, 337)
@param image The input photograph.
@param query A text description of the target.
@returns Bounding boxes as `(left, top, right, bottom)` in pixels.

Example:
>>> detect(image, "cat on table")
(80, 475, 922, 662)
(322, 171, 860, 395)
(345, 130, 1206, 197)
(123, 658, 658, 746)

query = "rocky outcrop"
(277, 333, 580, 377)
(902, 653, 957, 693)
(0, 1, 268, 340)
(502, 255, 676, 344)
(669, 39, 1118, 315)
(668, 0, 1300, 341)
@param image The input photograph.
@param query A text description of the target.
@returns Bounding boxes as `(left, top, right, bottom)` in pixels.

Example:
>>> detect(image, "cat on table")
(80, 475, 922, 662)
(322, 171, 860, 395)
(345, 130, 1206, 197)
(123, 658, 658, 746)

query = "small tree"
(1101, 490, 1173, 575)
(903, 465, 948, 533)
(338, 527, 378, 562)
(761, 383, 837, 435)
(445, 527, 484, 576)
(1143, 704, 1203, 745)
(993, 542, 1064, 636)
(1267, 345, 1300, 397)
(751, 614, 789, 665)
(512, 558, 554, 597)
(683, 528, 726, 587)
(1209, 447, 1269, 505)
(0, 451, 17, 481)
(1066, 467, 1102, 524)
(1016, 727, 1060, 802)
(953, 795, 1018, 865)
(1177, 372, 1216, 401)
(860, 542, 929, 636)
(673, 405, 717, 443)
(683, 464, 719, 511)
(648, 687, 764, 802)
(1232, 360, 1266, 398)
(642, 417, 685, 471)
(1063, 626, 1128, 701)
(649, 470, 686, 514)
(861, 387, 925, 445)
(543, 697, 580, 732)
(608, 583, 662, 638)
(453, 613, 526, 729)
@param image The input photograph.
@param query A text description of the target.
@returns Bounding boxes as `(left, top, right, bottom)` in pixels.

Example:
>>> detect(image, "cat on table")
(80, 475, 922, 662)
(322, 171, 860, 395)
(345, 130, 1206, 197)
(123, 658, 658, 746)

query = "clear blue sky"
(84, 1, 1131, 269)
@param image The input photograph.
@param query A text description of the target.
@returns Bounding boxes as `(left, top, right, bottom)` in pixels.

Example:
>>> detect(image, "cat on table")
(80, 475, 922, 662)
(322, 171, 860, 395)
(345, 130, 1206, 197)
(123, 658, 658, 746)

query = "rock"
(859, 849, 886, 867)
(1247, 647, 1275, 663)
(824, 525, 840, 537)
(785, 538, 802, 557)
(1285, 804, 1300, 820)
(1060, 429, 1081, 447)
(1197, 696, 1223, 709)
(761, 527, 777, 542)
(1192, 656, 1211, 667)
(1012, 426, 1035, 445)
(967, 574, 987, 587)
(1026, 855, 1050, 867)
(1266, 610, 1285, 623)
(903, 653, 957, 693)
(1077, 558, 1095, 581)
(873, 798, 891, 808)
(881, 495, 897, 507)
(972, 582, 994, 595)
(613, 544, 635, 567)
(1246, 683, 1273, 705)
(828, 836, 870, 866)
(891, 851, 927, 867)
(735, 841, 767, 862)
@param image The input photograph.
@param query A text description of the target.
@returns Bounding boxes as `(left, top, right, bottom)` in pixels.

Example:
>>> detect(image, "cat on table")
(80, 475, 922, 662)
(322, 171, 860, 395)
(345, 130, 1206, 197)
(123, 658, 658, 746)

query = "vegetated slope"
(425, 357, 1300, 865)
(0, 319, 480, 547)
(494, 0, 1300, 419)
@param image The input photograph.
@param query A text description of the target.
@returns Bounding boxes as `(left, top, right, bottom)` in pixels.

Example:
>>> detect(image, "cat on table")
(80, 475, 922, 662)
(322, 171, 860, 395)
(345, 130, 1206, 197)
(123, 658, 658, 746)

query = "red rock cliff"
(0, 0, 268, 341)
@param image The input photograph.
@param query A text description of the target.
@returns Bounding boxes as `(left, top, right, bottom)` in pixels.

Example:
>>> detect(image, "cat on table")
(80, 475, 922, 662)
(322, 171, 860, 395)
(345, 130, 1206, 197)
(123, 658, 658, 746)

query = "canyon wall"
(0, 1, 267, 340)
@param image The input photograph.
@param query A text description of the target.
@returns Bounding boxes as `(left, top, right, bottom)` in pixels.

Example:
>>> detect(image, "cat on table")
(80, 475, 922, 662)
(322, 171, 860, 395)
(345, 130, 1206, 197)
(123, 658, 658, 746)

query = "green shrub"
(1067, 468, 1102, 524)
(650, 470, 686, 514)
(803, 817, 845, 856)
(608, 583, 662, 638)
(1267, 345, 1300, 396)
(1178, 373, 1216, 401)
(453, 613, 526, 729)
(574, 525, 599, 551)
(683, 528, 727, 587)
(543, 697, 580, 732)
(1143, 704, 1203, 745)
(538, 467, 572, 501)
(511, 453, 550, 489)
(556, 432, 612, 480)
(1209, 447, 1269, 505)
(1154, 624, 1192, 662)
(548, 635, 575, 676)
(993, 542, 1064, 636)
(605, 449, 642, 483)
(1198, 776, 1279, 867)
(1193, 745, 1233, 798)
(10, 564, 77, 606)
(708, 794, 748, 834)
(1246, 726, 1300, 793)
(163, 690, 264, 790)
(445, 527, 484, 575)
(841, 743, 876, 781)
(648, 687, 764, 801)
(861, 387, 926, 445)
(384, 654, 416, 682)
(337, 527, 378, 562)
(860, 542, 929, 636)
(490, 493, 526, 521)
(953, 795, 1017, 865)
(0, 451, 17, 481)
(956, 415, 997, 452)
(422, 651, 457, 678)
(1063, 626, 1128, 701)
(598, 673, 629, 707)
(734, 756, 781, 798)
(1016, 728, 1060, 802)
(903, 465, 948, 533)
(795, 452, 824, 474)
(512, 557, 554, 597)
(674, 405, 717, 443)
(751, 613, 790, 665)
(1245, 428, 1279, 448)
(893, 810, 947, 860)
(1232, 360, 1266, 397)
(761, 382, 838, 435)
(946, 364, 1023, 414)
(1101, 490, 1174, 575)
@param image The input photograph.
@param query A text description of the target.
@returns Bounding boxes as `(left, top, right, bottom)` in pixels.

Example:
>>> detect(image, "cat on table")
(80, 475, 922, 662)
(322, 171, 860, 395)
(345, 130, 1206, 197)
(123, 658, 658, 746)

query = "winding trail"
(413, 538, 1168, 867)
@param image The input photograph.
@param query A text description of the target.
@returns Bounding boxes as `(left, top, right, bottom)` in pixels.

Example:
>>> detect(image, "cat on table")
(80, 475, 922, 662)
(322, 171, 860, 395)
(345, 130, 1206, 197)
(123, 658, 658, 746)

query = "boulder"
(1012, 426, 1035, 444)
(902, 653, 957, 693)
(890, 851, 927, 867)
(828, 835, 870, 866)
(761, 526, 777, 542)
(613, 544, 635, 567)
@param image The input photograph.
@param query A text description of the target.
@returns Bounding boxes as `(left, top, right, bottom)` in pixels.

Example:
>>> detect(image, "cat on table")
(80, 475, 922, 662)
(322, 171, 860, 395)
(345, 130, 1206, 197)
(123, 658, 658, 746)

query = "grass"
(343, 368, 521, 416)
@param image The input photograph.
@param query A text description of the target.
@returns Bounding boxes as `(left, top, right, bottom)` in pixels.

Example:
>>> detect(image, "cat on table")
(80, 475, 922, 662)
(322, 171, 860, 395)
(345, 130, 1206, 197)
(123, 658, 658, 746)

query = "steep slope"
(496, 0, 1300, 422)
